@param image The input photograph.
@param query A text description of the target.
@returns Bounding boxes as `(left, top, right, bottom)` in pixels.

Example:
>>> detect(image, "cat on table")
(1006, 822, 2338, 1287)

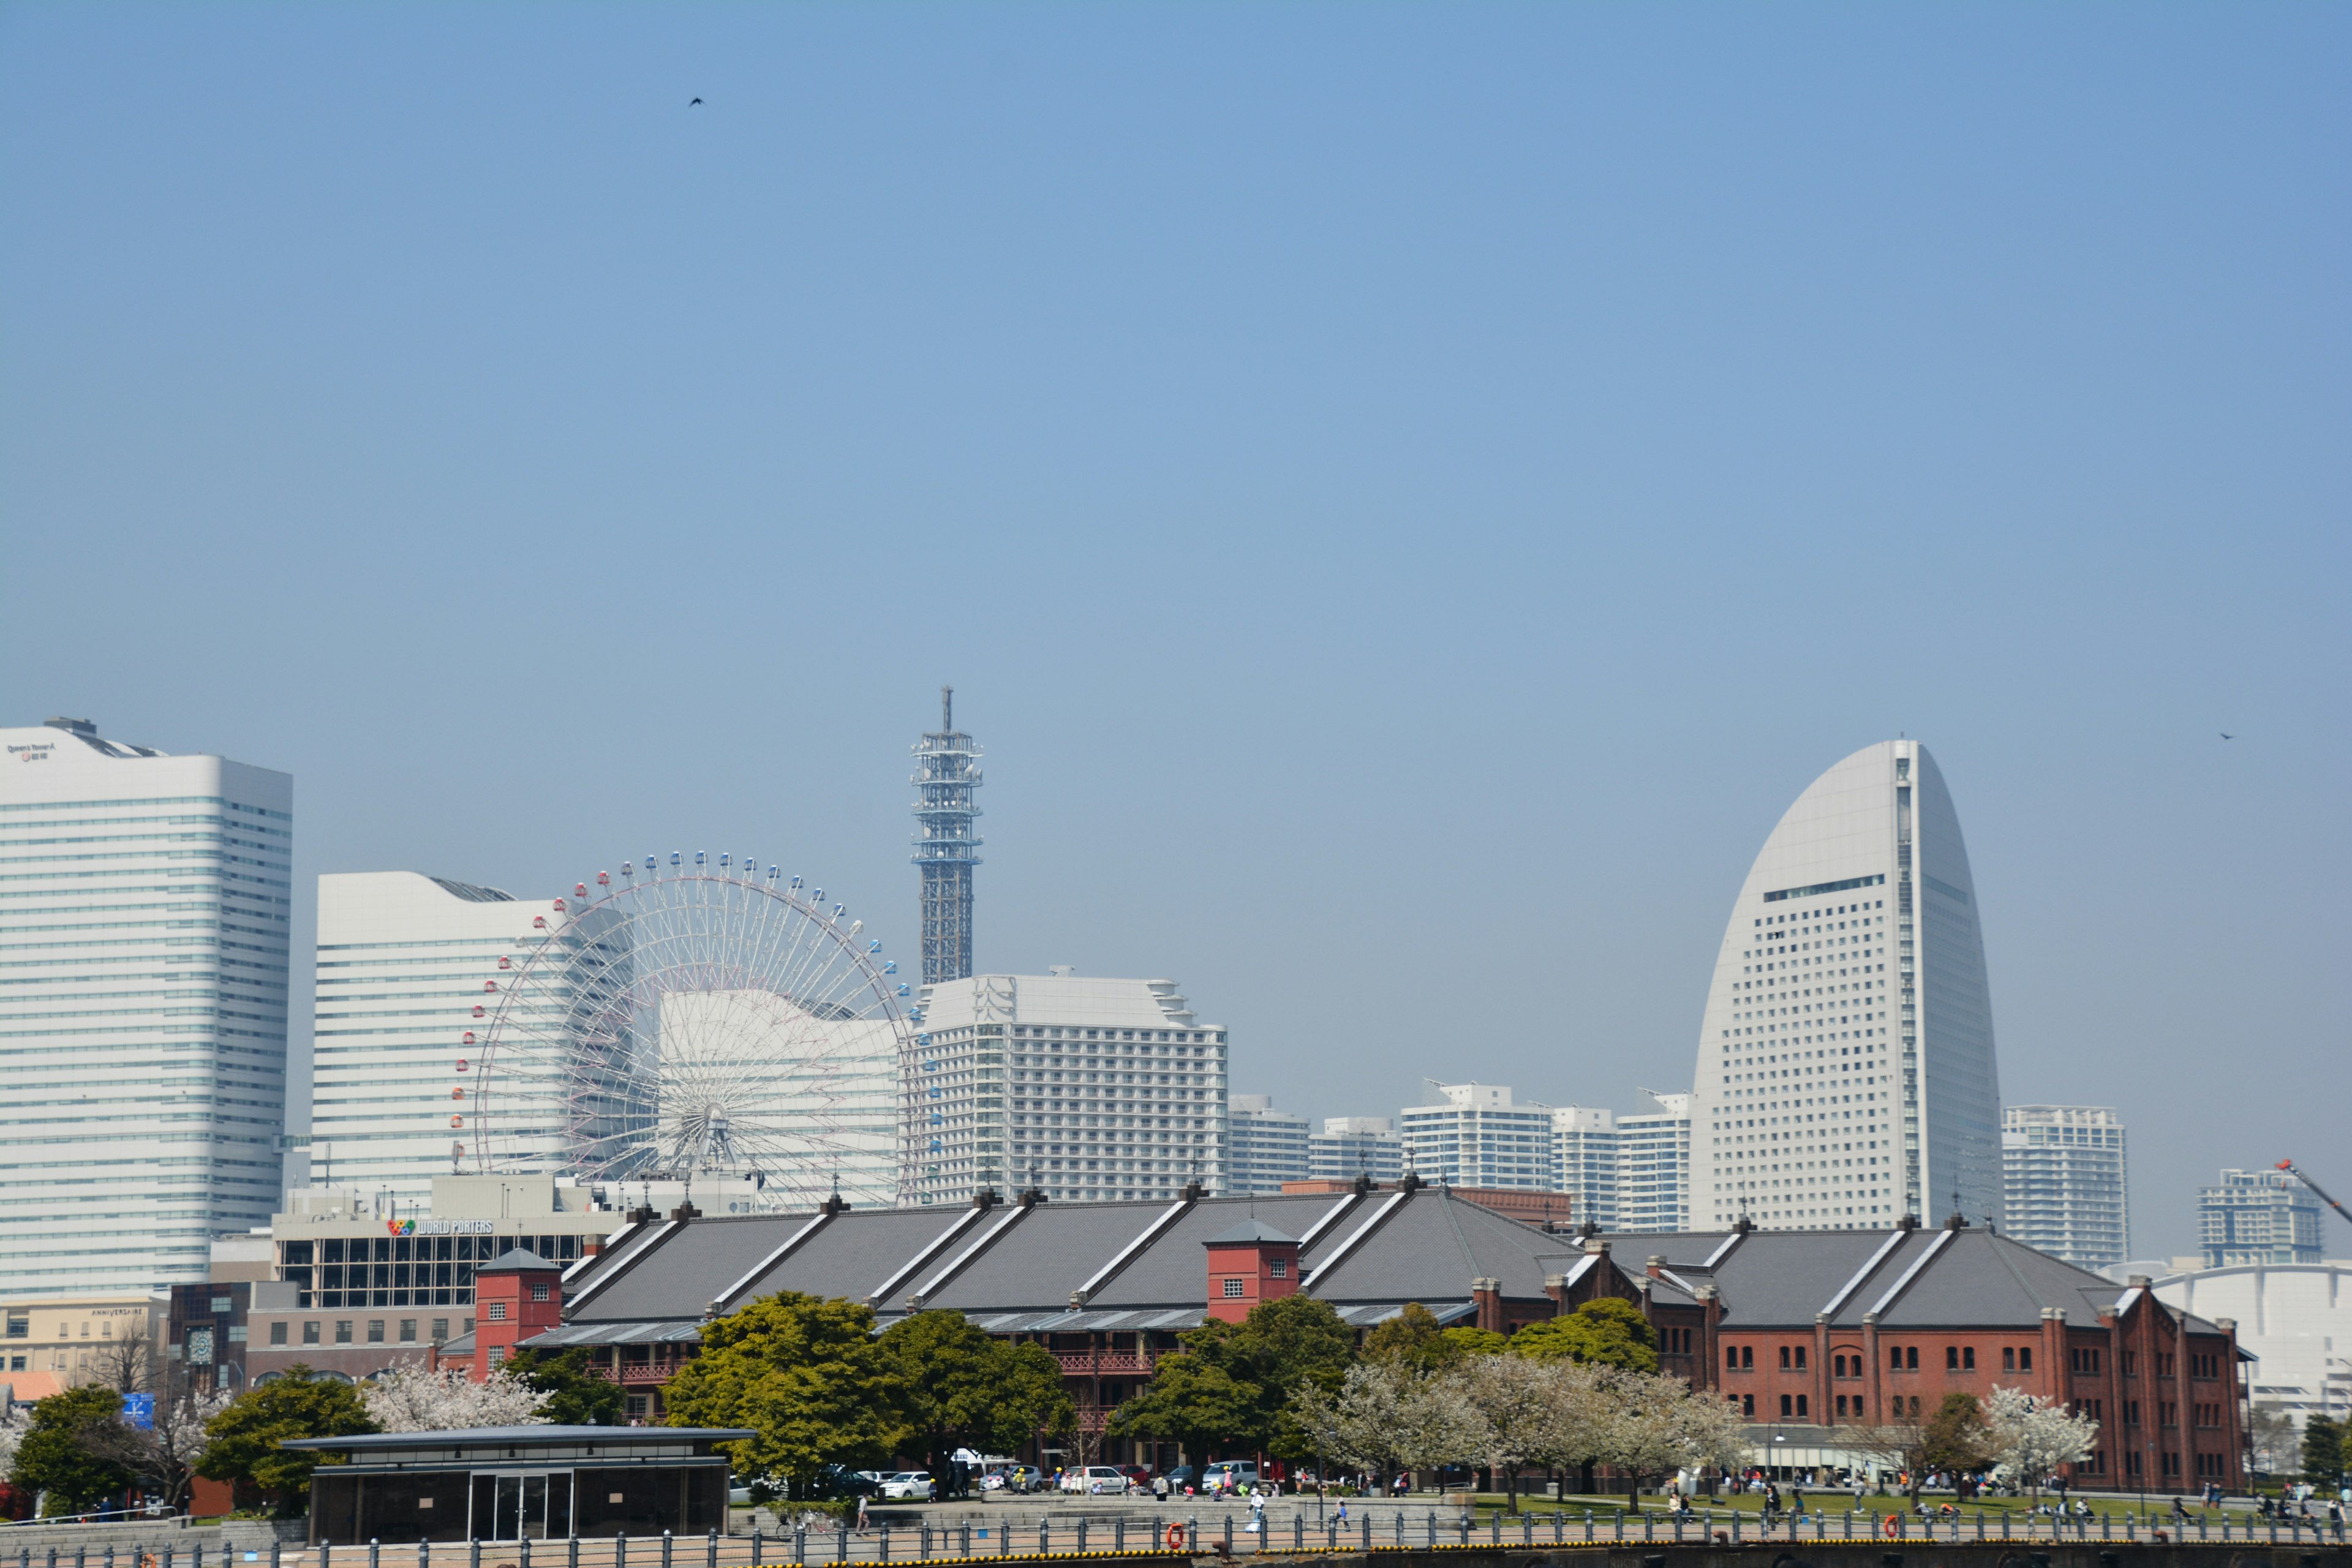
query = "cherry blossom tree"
(1981, 1384, 2097, 1501)
(360, 1364, 550, 1433)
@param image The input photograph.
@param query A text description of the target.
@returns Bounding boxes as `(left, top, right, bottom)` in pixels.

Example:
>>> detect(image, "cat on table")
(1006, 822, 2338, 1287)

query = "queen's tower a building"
(912, 687, 982, 986)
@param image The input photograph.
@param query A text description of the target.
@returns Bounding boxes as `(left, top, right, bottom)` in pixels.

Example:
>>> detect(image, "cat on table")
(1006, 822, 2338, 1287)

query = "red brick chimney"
(1204, 1219, 1301, 1324)
(473, 1247, 564, 1380)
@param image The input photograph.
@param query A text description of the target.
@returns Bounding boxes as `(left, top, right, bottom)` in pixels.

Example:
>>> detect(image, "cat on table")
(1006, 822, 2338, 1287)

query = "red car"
(1119, 1466, 1155, 1490)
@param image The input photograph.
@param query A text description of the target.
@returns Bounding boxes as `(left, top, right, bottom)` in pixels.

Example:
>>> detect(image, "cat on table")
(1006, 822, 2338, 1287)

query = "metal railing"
(24, 1503, 2345, 1568)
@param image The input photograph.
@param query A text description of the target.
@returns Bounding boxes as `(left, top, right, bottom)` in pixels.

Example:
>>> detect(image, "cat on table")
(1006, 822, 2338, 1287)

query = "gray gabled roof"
(1204, 1219, 1298, 1245)
(478, 1248, 560, 1274)
(551, 1194, 2234, 1342)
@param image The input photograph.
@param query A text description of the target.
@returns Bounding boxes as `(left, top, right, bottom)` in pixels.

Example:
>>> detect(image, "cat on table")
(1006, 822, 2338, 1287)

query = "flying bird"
(690, 97, 703, 106)
(2220, 732, 2234, 740)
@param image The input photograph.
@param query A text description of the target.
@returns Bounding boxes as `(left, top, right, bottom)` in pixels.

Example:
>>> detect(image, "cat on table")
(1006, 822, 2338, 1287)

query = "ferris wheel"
(466, 852, 916, 1210)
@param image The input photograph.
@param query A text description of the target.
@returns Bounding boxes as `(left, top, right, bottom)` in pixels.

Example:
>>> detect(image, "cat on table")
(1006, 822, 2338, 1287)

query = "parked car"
(1058, 1466, 1131, 1495)
(1117, 1465, 1155, 1491)
(880, 1472, 937, 1501)
(979, 1463, 1044, 1495)
(1202, 1461, 1260, 1493)
(1160, 1466, 1197, 1494)
(813, 1465, 884, 1499)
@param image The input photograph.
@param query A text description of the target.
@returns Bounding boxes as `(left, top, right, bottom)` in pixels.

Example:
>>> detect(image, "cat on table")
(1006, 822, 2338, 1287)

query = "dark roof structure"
(282, 1425, 753, 1451)
(478, 1248, 560, 1274)
(540, 1186, 2210, 1340)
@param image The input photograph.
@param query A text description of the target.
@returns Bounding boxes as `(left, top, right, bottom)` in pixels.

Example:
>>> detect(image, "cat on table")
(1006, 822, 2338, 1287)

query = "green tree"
(198, 1367, 379, 1515)
(661, 1293, 907, 1501)
(1110, 1295, 1356, 1464)
(1507, 1298, 1660, 1372)
(10, 1384, 135, 1513)
(1921, 1392, 1991, 1476)
(1362, 1305, 1450, 1373)
(2301, 1413, 2344, 1488)
(1227, 1296, 1358, 1461)
(877, 1311, 1072, 1487)
(1438, 1327, 1508, 1363)
(500, 1348, 625, 1427)
(1106, 1352, 1259, 1466)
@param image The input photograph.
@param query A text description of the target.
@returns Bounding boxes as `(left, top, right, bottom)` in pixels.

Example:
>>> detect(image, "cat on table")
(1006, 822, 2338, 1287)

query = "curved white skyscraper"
(1692, 741, 2000, 1232)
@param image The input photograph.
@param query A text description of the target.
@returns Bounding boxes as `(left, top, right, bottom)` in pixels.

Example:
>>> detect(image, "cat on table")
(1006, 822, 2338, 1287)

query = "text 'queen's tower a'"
(911, 687, 982, 986)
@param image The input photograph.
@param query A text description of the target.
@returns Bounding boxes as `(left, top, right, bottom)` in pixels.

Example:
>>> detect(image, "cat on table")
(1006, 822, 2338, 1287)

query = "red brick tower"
(473, 1248, 563, 1380)
(1204, 1219, 1301, 1323)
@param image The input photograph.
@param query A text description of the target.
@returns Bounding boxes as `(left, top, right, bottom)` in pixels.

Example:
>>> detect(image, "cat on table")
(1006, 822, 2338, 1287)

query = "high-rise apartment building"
(1311, 1117, 1403, 1185)
(1227, 1096, 1311, 1194)
(1550, 1107, 1619, 1231)
(910, 971, 1227, 1205)
(2001, 1105, 2130, 1268)
(911, 688, 981, 987)
(1399, 1083, 1555, 1189)
(1691, 741, 2003, 1232)
(0, 718, 292, 1302)
(2199, 1169, 2322, 1266)
(1616, 1092, 1692, 1233)
(309, 872, 582, 1205)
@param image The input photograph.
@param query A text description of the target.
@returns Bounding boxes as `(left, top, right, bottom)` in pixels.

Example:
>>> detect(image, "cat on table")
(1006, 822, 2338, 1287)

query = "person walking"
(855, 1493, 870, 1534)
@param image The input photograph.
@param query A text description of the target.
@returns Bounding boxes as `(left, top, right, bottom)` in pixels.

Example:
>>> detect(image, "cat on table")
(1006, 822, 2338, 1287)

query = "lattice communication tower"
(911, 686, 982, 986)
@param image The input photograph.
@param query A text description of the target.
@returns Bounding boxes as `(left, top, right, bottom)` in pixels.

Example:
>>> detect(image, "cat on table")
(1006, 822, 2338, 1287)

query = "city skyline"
(4, 6, 2343, 1263)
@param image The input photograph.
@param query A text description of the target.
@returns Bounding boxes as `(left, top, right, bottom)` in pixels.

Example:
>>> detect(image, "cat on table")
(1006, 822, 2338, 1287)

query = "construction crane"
(2275, 1159, 2352, 1231)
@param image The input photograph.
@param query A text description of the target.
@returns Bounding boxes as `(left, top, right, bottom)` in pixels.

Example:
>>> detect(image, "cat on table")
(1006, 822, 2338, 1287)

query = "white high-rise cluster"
(911, 971, 1227, 1204)
(1691, 740, 2002, 1231)
(0, 719, 292, 1300)
(1226, 1095, 1311, 1194)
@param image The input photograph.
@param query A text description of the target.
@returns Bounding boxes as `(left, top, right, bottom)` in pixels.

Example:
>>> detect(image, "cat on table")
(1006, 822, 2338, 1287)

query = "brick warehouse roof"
(542, 1187, 2229, 1338)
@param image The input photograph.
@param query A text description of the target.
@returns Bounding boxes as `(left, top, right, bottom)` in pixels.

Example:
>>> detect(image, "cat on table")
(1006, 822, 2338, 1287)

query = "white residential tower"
(910, 971, 1229, 1204)
(2001, 1104, 2130, 1267)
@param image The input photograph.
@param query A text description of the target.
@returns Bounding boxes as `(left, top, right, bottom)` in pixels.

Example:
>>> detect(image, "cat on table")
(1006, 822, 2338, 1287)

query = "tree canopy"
(1108, 1295, 1354, 1461)
(876, 1310, 1071, 1466)
(198, 1368, 379, 1513)
(10, 1384, 136, 1512)
(1507, 1298, 1659, 1371)
(502, 1348, 626, 1427)
(661, 1293, 907, 1499)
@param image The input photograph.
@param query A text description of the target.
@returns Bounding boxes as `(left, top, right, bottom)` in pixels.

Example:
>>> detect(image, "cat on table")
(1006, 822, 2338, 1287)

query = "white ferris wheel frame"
(462, 855, 918, 1207)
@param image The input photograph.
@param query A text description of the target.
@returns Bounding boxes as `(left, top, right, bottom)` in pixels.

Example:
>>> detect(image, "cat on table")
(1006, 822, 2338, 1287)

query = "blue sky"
(4, 4, 2345, 1259)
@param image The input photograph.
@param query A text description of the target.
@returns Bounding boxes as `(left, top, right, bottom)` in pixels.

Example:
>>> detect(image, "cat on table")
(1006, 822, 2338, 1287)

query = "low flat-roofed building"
(288, 1426, 751, 1543)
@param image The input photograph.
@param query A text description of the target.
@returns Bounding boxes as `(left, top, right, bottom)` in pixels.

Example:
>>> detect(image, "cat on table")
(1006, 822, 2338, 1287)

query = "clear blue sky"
(4, 4, 2345, 1260)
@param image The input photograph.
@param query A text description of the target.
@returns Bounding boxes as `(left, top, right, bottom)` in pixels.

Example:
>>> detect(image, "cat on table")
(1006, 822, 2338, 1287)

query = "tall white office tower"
(2001, 1105, 2130, 1267)
(1312, 1117, 1404, 1185)
(1616, 1092, 1692, 1233)
(1227, 1096, 1312, 1194)
(0, 718, 292, 1302)
(1691, 741, 2002, 1232)
(911, 971, 1228, 1204)
(1550, 1107, 1619, 1229)
(1399, 1083, 1555, 1189)
(309, 873, 581, 1205)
